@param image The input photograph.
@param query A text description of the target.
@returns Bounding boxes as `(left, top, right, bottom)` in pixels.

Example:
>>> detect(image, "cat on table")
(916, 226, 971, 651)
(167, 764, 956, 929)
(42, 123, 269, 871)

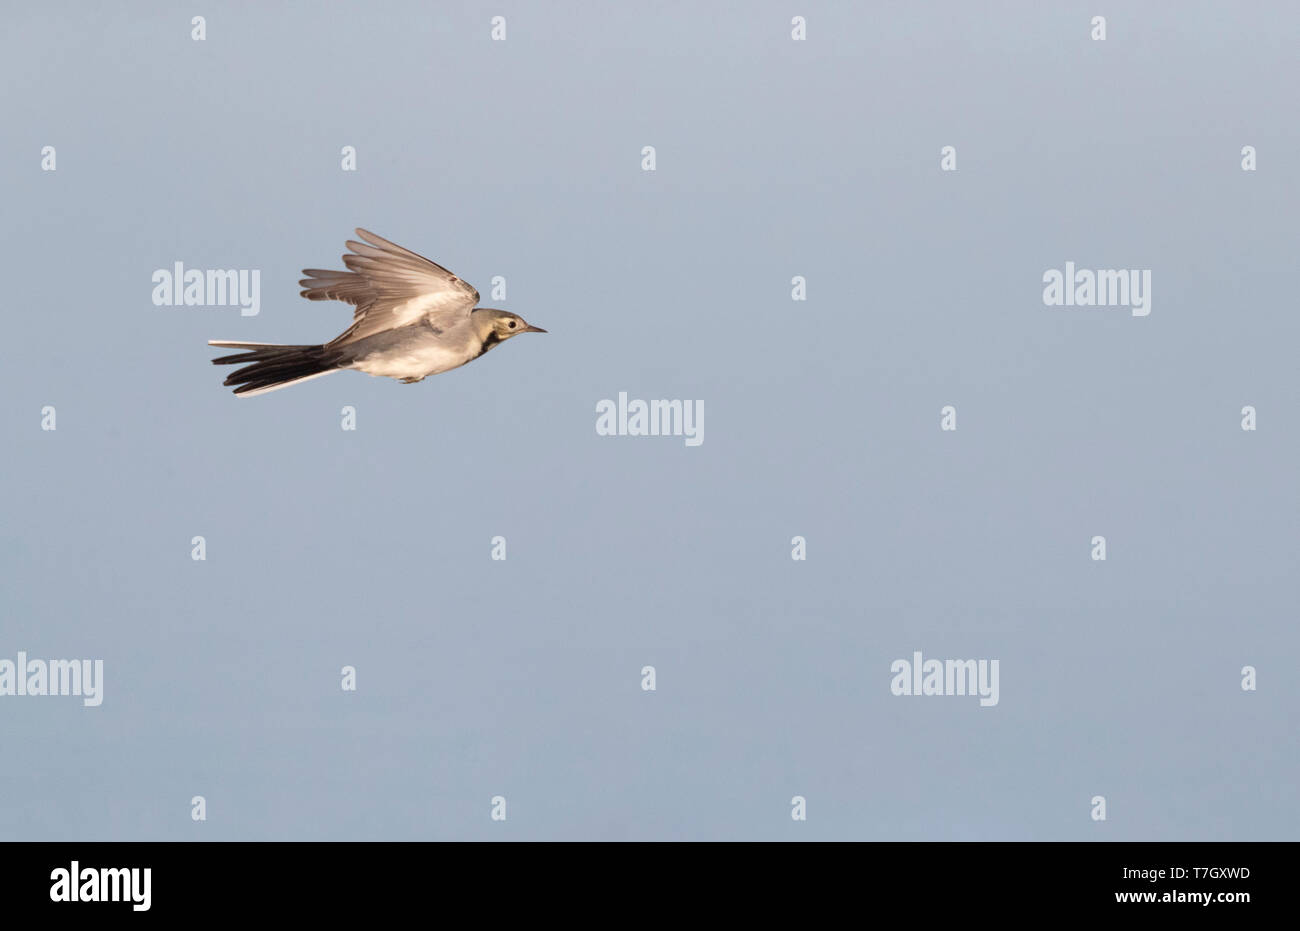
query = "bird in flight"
(209, 229, 546, 397)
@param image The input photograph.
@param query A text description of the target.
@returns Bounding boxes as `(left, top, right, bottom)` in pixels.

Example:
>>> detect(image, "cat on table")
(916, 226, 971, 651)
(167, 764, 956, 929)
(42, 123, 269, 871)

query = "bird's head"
(478, 309, 547, 341)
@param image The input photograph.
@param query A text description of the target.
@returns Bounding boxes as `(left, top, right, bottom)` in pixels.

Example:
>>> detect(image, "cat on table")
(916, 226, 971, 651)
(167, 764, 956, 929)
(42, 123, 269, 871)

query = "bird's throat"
(476, 330, 502, 357)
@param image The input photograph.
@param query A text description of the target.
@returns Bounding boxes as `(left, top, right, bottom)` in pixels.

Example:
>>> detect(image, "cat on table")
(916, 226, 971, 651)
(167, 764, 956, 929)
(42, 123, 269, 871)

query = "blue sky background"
(0, 1, 1296, 840)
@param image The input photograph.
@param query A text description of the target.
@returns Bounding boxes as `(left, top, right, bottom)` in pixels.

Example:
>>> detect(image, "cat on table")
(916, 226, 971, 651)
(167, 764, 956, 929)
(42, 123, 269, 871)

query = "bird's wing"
(299, 228, 480, 345)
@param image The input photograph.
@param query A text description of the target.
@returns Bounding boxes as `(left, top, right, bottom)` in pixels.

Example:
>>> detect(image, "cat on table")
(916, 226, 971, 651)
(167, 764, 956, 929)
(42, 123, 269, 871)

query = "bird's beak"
(523, 324, 548, 334)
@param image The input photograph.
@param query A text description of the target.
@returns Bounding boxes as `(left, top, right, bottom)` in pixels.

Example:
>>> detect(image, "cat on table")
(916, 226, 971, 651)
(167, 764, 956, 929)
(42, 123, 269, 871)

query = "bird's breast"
(348, 328, 479, 378)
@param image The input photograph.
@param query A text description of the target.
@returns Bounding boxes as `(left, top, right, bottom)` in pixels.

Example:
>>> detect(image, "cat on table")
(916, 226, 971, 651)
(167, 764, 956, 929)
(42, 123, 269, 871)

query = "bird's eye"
(508, 320, 516, 329)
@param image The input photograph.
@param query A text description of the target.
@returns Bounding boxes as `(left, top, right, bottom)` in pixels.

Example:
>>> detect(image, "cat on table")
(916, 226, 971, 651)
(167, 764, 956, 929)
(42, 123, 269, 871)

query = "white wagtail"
(209, 228, 546, 397)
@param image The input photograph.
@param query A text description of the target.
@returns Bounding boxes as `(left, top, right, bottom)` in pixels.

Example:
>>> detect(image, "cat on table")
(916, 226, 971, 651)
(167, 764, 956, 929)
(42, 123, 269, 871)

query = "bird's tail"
(208, 341, 345, 397)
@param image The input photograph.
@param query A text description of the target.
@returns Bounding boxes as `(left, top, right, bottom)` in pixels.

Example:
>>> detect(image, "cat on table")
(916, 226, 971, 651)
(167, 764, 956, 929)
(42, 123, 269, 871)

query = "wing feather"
(299, 229, 480, 345)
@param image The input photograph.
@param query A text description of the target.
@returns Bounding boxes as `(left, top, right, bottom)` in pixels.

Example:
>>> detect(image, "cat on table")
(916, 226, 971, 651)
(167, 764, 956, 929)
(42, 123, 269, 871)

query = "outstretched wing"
(299, 228, 480, 345)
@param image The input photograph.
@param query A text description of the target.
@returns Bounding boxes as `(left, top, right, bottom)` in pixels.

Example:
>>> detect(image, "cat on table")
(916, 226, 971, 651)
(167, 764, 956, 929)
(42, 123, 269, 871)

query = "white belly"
(350, 342, 473, 379)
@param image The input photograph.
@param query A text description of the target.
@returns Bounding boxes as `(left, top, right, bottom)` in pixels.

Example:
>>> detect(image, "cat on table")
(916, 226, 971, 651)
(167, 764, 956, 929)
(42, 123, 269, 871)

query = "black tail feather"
(210, 343, 343, 396)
